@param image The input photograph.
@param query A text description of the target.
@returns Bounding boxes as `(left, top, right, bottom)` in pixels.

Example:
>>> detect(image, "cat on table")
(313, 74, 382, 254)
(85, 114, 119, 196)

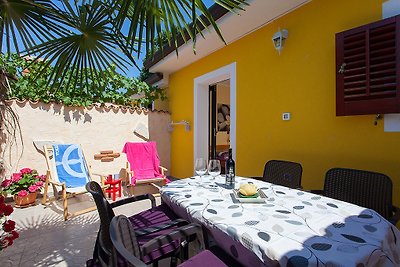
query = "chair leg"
(42, 171, 50, 205)
(128, 185, 134, 196)
(183, 240, 189, 260)
(89, 232, 100, 267)
(62, 186, 68, 221)
(52, 184, 60, 200)
(170, 256, 177, 267)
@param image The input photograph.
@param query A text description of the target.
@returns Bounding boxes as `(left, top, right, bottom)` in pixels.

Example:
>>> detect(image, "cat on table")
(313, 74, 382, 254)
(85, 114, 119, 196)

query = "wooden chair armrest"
(136, 178, 164, 185)
(150, 182, 161, 190)
(47, 180, 65, 187)
(160, 166, 168, 172)
(91, 172, 108, 185)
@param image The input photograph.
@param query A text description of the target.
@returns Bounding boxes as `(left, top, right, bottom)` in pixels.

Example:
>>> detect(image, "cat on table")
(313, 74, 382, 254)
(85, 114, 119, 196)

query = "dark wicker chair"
(323, 168, 400, 225)
(110, 215, 230, 267)
(86, 181, 188, 267)
(258, 160, 303, 189)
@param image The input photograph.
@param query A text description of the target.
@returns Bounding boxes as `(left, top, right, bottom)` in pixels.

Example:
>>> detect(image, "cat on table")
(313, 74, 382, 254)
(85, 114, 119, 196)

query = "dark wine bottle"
(225, 148, 235, 188)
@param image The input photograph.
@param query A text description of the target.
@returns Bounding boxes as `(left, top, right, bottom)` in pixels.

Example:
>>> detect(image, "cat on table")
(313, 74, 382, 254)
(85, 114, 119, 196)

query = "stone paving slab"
(0, 193, 161, 267)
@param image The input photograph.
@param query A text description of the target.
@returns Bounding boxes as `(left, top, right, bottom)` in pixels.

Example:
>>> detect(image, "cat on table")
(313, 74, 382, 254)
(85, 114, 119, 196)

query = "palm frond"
(113, 0, 248, 59)
(0, 0, 249, 90)
(27, 0, 133, 89)
(0, 0, 70, 55)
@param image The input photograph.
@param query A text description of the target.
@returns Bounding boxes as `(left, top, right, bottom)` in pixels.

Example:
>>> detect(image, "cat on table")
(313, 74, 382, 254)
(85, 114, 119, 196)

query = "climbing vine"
(0, 54, 166, 108)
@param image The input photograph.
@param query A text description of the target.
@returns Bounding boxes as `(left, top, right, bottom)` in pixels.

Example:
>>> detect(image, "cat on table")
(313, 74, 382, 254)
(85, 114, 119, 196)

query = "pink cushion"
(179, 250, 228, 267)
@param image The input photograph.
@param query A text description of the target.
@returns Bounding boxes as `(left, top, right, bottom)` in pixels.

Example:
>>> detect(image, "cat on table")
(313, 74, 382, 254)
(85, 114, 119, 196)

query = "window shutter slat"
(336, 15, 400, 115)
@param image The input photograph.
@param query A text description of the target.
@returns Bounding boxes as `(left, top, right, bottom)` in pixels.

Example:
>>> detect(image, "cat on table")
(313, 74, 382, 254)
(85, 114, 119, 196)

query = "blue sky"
(5, 0, 217, 79)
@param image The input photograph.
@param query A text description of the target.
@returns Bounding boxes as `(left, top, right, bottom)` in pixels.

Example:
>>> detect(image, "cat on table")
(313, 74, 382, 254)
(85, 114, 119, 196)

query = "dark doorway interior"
(209, 80, 230, 173)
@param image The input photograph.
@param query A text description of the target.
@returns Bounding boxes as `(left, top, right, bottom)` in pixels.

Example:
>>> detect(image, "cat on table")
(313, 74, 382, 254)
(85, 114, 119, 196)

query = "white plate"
(231, 189, 267, 203)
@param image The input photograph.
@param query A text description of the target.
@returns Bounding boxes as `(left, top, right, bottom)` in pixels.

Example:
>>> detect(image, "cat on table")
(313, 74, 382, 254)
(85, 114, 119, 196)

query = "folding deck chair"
(122, 141, 169, 196)
(42, 144, 106, 220)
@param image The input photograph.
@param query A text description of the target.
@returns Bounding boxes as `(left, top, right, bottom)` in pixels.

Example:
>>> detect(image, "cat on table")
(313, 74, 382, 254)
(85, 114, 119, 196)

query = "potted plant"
(1, 168, 46, 207)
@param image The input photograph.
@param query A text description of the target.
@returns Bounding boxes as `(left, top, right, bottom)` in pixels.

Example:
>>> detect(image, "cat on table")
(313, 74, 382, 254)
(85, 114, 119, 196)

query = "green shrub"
(0, 54, 166, 108)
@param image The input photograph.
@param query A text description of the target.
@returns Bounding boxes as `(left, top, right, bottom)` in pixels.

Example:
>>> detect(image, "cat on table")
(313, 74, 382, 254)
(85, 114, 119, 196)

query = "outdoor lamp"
(272, 28, 288, 54)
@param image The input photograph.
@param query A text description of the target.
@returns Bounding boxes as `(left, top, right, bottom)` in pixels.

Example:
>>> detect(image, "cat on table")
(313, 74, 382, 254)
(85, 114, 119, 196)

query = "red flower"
(28, 185, 38, 193)
(1, 179, 11, 188)
(17, 190, 28, 197)
(0, 202, 5, 216)
(11, 173, 22, 183)
(11, 230, 19, 239)
(20, 168, 32, 174)
(3, 204, 13, 216)
(2, 238, 11, 249)
(4, 236, 14, 246)
(0, 195, 4, 203)
(35, 181, 44, 187)
(2, 168, 44, 197)
(3, 220, 16, 232)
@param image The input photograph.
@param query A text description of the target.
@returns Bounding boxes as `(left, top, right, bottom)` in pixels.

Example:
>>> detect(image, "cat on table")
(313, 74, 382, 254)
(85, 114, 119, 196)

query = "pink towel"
(122, 142, 169, 185)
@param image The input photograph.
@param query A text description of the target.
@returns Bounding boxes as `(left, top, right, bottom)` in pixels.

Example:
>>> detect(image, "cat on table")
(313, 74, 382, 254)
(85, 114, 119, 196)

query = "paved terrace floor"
(0, 189, 166, 267)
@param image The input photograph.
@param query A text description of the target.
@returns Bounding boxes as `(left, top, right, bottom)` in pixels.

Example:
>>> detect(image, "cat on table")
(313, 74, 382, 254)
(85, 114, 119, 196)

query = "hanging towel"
(122, 142, 167, 185)
(53, 144, 90, 188)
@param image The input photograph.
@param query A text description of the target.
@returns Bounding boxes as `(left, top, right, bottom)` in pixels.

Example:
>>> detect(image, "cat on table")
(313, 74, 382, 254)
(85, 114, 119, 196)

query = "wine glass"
(195, 158, 207, 183)
(208, 159, 221, 180)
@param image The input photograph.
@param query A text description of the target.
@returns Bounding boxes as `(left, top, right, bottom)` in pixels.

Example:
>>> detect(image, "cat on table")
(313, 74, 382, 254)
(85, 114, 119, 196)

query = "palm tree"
(0, 0, 248, 170)
(0, 0, 248, 88)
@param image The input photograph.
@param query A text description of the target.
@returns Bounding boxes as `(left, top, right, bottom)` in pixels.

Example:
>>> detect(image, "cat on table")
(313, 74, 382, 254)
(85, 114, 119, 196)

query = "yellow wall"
(167, 0, 400, 204)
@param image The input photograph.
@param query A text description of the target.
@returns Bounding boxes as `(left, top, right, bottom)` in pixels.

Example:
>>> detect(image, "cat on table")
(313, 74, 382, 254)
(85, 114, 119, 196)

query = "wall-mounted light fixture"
(272, 28, 288, 54)
(168, 120, 191, 132)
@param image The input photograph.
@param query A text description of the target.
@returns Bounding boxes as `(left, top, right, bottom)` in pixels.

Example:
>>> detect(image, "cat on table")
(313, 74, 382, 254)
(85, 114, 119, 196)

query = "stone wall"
(0, 100, 171, 179)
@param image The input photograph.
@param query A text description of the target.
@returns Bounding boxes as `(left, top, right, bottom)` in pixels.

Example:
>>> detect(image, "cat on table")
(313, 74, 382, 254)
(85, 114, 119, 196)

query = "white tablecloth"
(160, 176, 400, 267)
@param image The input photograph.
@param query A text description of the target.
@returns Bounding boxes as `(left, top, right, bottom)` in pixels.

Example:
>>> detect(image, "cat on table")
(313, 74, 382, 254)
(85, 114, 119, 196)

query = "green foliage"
(0, 0, 248, 91)
(138, 67, 151, 82)
(1, 168, 45, 196)
(138, 32, 169, 82)
(0, 54, 166, 108)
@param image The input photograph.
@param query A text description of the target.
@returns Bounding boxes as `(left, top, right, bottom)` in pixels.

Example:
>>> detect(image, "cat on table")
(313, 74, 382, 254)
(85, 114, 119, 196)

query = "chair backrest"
(109, 215, 144, 267)
(86, 181, 116, 258)
(262, 160, 302, 189)
(110, 215, 207, 267)
(44, 144, 91, 188)
(122, 142, 163, 184)
(324, 168, 393, 219)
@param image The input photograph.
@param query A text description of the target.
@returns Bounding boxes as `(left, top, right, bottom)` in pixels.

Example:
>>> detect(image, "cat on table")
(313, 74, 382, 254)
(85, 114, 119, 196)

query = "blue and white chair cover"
(43, 143, 103, 220)
(52, 144, 91, 193)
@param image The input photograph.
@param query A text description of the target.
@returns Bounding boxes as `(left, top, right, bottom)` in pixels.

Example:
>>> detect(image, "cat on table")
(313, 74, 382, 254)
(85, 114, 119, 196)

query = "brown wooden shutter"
(336, 15, 400, 116)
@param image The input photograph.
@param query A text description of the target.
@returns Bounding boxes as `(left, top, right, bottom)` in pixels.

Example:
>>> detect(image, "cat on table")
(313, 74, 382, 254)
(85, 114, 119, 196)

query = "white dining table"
(160, 176, 400, 267)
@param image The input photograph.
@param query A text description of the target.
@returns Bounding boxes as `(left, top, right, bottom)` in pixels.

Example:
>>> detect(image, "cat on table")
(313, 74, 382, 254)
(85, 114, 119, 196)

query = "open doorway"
(209, 80, 230, 173)
(193, 62, 236, 172)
